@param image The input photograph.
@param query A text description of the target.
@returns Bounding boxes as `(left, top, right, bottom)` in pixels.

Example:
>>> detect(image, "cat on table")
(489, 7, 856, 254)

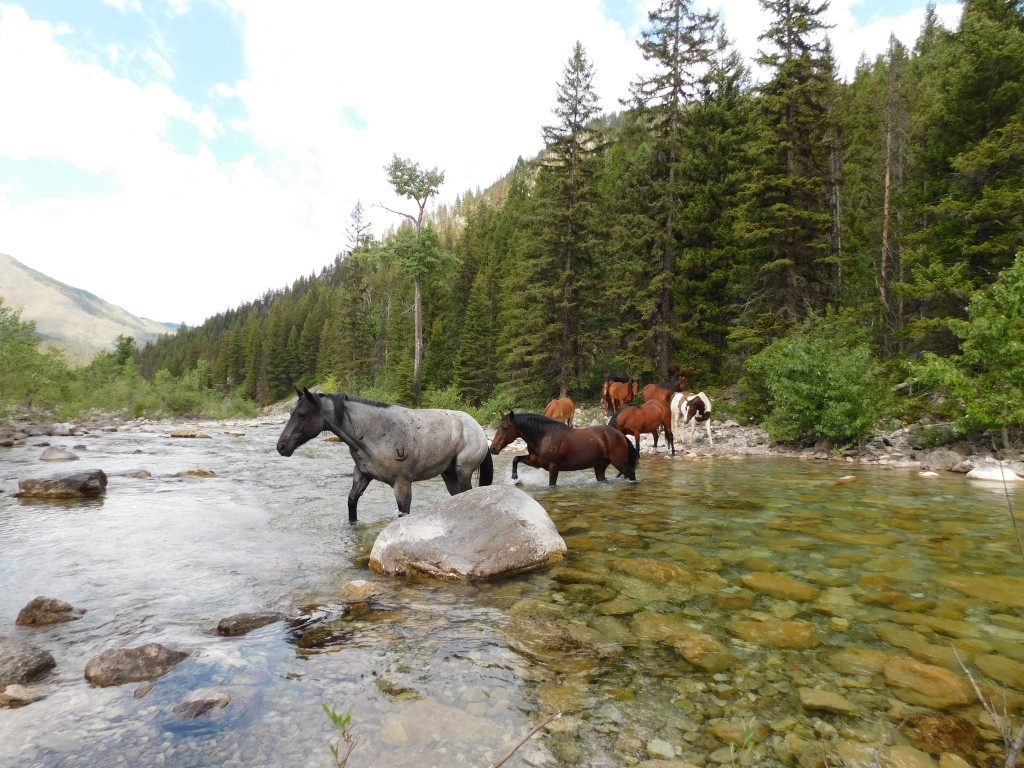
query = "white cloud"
(0, 0, 964, 326)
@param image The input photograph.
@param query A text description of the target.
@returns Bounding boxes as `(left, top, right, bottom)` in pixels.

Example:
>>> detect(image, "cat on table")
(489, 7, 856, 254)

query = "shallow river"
(1, 419, 1023, 768)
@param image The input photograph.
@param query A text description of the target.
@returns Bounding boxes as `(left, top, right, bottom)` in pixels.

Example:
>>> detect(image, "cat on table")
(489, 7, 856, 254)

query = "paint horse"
(543, 396, 575, 427)
(671, 391, 714, 447)
(277, 388, 493, 523)
(610, 399, 675, 455)
(489, 410, 638, 486)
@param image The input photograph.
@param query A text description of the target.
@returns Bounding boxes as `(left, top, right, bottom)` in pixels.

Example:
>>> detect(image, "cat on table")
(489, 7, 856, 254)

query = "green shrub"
(745, 311, 887, 445)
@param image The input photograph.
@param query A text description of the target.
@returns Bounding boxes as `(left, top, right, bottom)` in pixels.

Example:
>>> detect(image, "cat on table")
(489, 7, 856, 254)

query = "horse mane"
(326, 392, 393, 410)
(608, 405, 637, 428)
(512, 412, 571, 442)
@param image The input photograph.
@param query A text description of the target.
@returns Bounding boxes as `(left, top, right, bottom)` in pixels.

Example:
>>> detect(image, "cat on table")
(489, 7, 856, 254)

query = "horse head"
(277, 387, 327, 456)
(489, 410, 519, 455)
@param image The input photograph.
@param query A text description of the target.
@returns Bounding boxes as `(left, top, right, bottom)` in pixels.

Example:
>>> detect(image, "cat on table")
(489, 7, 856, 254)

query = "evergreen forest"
(4, 0, 1024, 447)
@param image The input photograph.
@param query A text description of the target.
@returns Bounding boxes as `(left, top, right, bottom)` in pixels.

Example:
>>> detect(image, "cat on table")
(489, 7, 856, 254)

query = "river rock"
(216, 611, 287, 636)
(973, 653, 1024, 693)
(933, 574, 1024, 610)
(741, 571, 821, 601)
(902, 712, 978, 755)
(0, 683, 43, 708)
(39, 447, 78, 461)
(965, 460, 1022, 481)
(169, 427, 211, 438)
(84, 643, 189, 687)
(798, 687, 860, 715)
(369, 485, 566, 580)
(18, 470, 108, 498)
(920, 449, 963, 472)
(882, 656, 973, 708)
(0, 637, 57, 688)
(16, 597, 85, 626)
(172, 688, 232, 718)
(729, 619, 822, 649)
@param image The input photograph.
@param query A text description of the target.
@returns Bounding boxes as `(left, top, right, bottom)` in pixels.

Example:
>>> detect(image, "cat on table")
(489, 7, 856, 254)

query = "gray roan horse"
(277, 388, 493, 524)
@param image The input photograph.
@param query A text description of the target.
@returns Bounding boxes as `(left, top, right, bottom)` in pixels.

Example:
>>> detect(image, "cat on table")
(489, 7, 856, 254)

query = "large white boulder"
(369, 486, 566, 580)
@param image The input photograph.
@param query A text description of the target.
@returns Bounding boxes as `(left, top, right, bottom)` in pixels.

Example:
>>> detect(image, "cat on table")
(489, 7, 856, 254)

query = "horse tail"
(478, 450, 493, 487)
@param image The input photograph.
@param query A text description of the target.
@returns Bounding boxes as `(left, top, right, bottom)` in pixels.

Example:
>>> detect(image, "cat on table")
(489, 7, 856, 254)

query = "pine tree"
(733, 0, 837, 341)
(538, 41, 604, 396)
(626, 0, 718, 376)
(899, 0, 1024, 354)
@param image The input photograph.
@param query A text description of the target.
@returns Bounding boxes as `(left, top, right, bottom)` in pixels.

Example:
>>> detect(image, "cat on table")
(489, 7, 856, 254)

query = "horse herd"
(277, 372, 713, 523)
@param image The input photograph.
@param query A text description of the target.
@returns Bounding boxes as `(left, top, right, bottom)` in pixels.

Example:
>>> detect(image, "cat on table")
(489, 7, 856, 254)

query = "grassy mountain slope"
(0, 253, 174, 364)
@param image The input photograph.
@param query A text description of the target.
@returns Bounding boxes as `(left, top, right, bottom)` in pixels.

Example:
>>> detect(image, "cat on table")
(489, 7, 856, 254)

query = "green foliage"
(98, 2, 1024, 437)
(322, 703, 356, 768)
(745, 312, 887, 444)
(913, 251, 1024, 446)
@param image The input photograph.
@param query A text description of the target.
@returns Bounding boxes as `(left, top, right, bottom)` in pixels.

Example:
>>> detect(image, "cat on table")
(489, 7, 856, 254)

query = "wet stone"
(84, 643, 188, 687)
(741, 573, 819, 602)
(16, 596, 85, 626)
(902, 712, 978, 756)
(730, 619, 822, 649)
(0, 636, 57, 687)
(882, 656, 973, 709)
(216, 611, 287, 637)
(18, 470, 107, 498)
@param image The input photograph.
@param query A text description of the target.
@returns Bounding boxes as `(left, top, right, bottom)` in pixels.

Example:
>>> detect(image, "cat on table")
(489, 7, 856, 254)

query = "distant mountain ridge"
(0, 253, 175, 364)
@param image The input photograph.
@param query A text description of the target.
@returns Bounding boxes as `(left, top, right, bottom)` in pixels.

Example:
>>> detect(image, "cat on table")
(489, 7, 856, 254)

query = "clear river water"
(1, 418, 1023, 768)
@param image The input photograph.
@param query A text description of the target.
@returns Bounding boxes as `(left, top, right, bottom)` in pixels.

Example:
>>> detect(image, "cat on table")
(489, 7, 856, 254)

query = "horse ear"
(295, 388, 303, 399)
(302, 387, 316, 402)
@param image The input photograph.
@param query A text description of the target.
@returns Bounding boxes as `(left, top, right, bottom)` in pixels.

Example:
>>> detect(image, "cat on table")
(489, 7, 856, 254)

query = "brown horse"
(643, 377, 686, 404)
(610, 399, 675, 455)
(605, 379, 639, 415)
(543, 396, 575, 427)
(489, 411, 639, 486)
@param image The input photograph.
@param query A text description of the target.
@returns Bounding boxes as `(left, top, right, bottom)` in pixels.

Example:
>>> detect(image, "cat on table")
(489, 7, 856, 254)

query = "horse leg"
(441, 462, 462, 495)
(511, 455, 521, 480)
(593, 459, 609, 482)
(347, 469, 373, 525)
(547, 465, 560, 487)
(393, 478, 413, 517)
(666, 425, 674, 456)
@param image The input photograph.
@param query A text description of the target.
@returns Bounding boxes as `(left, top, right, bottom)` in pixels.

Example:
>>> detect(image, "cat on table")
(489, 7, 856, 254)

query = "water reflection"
(1, 423, 1023, 767)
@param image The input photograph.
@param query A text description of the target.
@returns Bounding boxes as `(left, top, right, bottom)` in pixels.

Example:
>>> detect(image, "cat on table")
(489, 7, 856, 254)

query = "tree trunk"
(413, 275, 423, 407)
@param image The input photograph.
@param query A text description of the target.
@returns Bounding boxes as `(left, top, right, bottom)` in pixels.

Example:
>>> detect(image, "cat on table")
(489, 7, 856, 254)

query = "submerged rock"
(169, 427, 211, 438)
(16, 597, 85, 626)
(0, 637, 56, 688)
(84, 643, 188, 687)
(216, 611, 287, 637)
(18, 470, 107, 498)
(39, 447, 78, 461)
(172, 688, 231, 718)
(369, 485, 566, 580)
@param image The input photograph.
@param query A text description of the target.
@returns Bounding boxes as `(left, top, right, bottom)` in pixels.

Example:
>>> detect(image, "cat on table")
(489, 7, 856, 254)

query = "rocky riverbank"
(3, 404, 1023, 482)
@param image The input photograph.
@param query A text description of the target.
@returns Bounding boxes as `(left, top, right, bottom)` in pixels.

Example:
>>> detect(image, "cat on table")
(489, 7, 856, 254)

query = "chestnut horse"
(489, 410, 639, 486)
(604, 379, 639, 415)
(643, 377, 687, 404)
(543, 396, 575, 427)
(610, 399, 675, 455)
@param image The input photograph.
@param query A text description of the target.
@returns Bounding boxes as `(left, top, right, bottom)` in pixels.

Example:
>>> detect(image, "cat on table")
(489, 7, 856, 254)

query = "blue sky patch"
(0, 156, 121, 204)
(341, 106, 367, 131)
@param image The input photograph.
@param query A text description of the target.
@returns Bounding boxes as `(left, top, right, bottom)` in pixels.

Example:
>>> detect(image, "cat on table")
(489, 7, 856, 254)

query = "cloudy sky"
(0, 0, 962, 327)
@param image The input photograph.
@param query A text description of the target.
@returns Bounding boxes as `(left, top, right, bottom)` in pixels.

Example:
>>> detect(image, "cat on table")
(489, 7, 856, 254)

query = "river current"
(1, 418, 1023, 767)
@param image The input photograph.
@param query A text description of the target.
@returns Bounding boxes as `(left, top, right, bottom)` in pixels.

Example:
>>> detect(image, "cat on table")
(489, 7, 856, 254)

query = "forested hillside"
(7, 0, 1023, 445)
